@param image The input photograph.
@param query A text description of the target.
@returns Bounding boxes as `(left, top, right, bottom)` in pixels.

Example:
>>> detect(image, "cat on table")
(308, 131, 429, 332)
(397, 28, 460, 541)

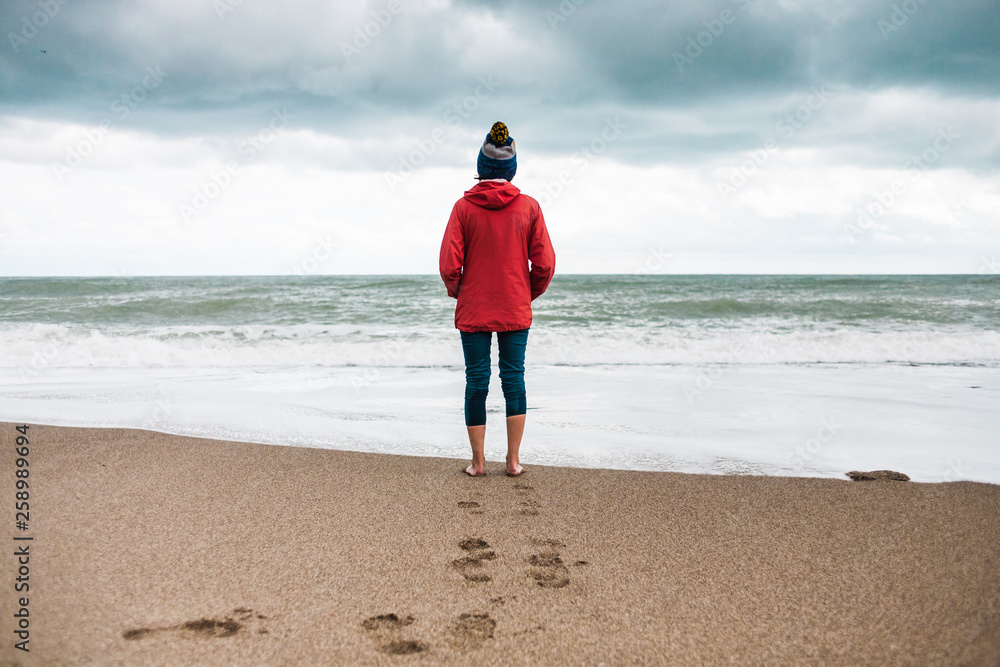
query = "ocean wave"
(2, 323, 999, 369)
(3, 276, 998, 329)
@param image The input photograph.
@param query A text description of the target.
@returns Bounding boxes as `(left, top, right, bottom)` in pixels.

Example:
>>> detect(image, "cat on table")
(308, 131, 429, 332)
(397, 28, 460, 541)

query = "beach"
(5, 0, 1000, 662)
(2, 422, 999, 665)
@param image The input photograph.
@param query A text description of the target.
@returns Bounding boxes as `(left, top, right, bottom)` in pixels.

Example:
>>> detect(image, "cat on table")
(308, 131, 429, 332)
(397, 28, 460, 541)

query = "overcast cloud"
(1, 0, 998, 275)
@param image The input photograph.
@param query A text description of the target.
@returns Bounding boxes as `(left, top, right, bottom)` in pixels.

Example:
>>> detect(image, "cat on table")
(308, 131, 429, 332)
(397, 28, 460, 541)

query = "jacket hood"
(463, 180, 521, 210)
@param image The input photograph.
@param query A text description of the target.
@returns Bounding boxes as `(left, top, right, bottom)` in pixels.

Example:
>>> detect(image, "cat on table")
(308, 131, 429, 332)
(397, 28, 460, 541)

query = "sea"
(1, 275, 998, 484)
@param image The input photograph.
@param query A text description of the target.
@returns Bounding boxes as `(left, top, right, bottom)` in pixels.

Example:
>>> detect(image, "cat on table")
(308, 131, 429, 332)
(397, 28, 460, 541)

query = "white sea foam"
(1, 363, 997, 484)
(2, 322, 999, 370)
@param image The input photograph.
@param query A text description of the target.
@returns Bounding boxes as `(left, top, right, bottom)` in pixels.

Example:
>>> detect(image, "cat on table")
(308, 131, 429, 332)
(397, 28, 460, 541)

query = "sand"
(1, 422, 999, 666)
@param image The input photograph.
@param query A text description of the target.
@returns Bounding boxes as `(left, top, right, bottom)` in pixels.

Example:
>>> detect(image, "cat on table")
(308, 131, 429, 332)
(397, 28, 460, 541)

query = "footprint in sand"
(528, 539, 573, 589)
(519, 499, 541, 516)
(122, 607, 270, 641)
(448, 612, 496, 651)
(458, 500, 485, 515)
(361, 614, 428, 655)
(513, 481, 541, 516)
(450, 537, 497, 583)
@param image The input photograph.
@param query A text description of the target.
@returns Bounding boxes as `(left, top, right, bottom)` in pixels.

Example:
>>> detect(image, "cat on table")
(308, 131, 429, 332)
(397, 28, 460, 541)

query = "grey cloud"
(1, 0, 997, 173)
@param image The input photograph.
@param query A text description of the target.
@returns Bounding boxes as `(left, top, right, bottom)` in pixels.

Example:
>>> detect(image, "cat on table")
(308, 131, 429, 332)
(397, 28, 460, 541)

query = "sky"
(1, 0, 998, 276)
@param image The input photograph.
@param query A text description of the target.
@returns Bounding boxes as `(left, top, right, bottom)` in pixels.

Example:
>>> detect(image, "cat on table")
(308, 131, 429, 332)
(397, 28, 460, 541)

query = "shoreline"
(2, 422, 999, 665)
(4, 358, 997, 488)
(6, 411, 997, 486)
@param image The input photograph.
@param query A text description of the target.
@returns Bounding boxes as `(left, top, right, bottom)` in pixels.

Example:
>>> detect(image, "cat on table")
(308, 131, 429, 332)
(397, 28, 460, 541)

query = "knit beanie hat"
(476, 121, 517, 181)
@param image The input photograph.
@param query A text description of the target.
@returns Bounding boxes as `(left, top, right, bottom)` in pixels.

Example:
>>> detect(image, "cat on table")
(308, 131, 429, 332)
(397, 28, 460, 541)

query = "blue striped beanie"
(476, 121, 517, 181)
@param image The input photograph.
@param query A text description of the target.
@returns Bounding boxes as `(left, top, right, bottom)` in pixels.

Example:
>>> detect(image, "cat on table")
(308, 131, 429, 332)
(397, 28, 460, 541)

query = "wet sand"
(1, 422, 998, 665)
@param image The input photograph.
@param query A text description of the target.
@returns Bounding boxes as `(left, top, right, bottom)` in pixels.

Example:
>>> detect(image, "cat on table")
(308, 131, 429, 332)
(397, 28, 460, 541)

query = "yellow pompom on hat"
(477, 121, 517, 180)
(489, 121, 509, 146)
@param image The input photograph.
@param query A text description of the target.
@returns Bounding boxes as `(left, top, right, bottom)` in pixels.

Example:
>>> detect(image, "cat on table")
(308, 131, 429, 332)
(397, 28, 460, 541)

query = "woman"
(439, 121, 556, 478)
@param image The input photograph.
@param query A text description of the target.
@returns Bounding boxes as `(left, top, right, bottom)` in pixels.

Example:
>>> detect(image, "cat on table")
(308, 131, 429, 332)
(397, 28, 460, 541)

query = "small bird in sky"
(40, 50, 46, 53)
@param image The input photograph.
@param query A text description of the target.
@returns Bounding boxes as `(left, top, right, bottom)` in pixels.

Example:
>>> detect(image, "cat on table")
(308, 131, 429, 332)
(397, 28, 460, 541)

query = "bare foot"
(464, 464, 486, 477)
(506, 461, 524, 477)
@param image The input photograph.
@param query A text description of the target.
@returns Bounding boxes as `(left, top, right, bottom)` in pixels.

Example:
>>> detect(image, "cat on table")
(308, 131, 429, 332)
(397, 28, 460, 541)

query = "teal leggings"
(459, 328, 529, 427)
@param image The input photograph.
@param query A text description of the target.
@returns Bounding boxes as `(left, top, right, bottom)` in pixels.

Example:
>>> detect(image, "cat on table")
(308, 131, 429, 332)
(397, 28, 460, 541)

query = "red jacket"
(439, 181, 556, 332)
